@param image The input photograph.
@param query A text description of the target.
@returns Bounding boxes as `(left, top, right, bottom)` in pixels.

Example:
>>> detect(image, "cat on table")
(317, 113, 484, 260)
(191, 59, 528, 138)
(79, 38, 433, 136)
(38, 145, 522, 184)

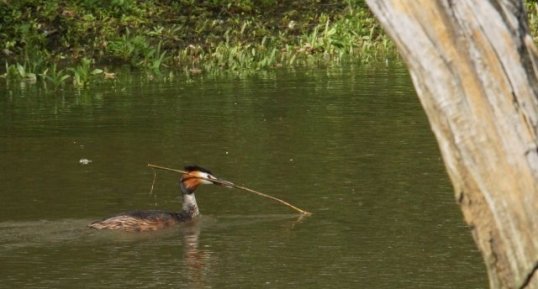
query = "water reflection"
(178, 215, 307, 289)
(0, 65, 487, 288)
(180, 221, 211, 289)
(0, 214, 307, 289)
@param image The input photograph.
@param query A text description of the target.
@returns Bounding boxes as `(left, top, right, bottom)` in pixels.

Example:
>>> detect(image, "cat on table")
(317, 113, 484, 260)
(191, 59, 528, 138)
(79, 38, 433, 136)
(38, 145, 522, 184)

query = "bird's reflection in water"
(180, 220, 212, 289)
(176, 214, 309, 288)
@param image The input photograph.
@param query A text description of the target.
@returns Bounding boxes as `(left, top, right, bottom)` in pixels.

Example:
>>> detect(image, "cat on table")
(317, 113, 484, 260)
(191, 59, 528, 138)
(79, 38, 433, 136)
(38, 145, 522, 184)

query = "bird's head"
(180, 165, 233, 194)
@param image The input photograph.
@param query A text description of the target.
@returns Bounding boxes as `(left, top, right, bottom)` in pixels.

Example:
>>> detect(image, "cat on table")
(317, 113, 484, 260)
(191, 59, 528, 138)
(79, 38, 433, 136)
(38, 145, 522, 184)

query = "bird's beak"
(211, 177, 235, 188)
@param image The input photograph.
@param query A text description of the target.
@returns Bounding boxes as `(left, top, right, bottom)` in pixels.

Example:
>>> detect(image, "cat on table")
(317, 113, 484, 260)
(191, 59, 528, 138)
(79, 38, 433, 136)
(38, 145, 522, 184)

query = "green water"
(0, 66, 486, 288)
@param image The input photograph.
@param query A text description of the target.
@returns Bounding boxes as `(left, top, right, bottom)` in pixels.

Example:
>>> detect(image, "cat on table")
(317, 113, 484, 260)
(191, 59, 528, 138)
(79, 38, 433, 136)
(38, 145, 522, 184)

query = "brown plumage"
(88, 212, 180, 232)
(89, 165, 226, 232)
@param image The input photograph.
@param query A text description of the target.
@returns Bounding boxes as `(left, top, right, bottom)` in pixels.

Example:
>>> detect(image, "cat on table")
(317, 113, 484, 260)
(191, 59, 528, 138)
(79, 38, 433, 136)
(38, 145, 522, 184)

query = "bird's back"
(88, 210, 191, 232)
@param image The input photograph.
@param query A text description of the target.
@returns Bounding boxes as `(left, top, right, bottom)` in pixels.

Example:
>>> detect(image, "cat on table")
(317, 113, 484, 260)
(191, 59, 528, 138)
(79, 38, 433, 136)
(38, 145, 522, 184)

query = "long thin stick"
(148, 163, 188, 174)
(231, 183, 312, 216)
(147, 163, 312, 216)
(149, 168, 157, 195)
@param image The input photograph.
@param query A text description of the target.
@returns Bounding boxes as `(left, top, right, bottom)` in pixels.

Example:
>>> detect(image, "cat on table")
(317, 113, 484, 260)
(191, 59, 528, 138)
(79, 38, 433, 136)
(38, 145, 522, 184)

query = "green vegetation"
(3, 1, 538, 88)
(527, 1, 538, 38)
(0, 0, 396, 87)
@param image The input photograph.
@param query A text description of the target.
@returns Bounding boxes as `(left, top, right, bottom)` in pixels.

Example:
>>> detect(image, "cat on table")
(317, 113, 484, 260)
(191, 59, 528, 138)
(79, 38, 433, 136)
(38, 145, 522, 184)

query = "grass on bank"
(0, 0, 395, 88)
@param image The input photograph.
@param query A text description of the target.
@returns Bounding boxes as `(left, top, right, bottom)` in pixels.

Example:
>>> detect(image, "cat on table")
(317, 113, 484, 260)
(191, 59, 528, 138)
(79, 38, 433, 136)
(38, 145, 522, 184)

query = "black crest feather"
(184, 165, 213, 174)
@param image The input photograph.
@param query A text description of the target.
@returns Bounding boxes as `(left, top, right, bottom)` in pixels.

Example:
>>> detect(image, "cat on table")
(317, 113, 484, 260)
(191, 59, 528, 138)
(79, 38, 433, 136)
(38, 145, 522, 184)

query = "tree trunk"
(365, 1, 538, 288)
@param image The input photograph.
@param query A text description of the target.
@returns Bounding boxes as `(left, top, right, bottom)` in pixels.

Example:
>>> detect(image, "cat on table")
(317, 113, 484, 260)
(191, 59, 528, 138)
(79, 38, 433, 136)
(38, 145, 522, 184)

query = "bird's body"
(89, 192, 200, 232)
(88, 211, 185, 232)
(89, 165, 229, 232)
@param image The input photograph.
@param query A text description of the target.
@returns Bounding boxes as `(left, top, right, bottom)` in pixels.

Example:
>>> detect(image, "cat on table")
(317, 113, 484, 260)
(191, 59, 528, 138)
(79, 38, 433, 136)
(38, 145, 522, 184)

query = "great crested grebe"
(89, 165, 230, 232)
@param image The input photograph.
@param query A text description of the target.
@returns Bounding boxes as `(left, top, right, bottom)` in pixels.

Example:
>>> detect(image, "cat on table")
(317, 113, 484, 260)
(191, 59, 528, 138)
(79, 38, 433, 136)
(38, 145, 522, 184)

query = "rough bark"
(365, 1, 538, 288)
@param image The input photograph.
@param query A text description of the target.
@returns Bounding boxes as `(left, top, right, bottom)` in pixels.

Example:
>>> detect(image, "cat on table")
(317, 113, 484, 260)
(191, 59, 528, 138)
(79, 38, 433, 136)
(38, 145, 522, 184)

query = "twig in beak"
(147, 163, 312, 216)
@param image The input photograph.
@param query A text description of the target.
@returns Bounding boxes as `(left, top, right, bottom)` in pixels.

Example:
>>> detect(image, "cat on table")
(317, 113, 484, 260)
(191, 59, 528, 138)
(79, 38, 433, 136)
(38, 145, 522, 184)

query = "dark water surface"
(0, 65, 486, 288)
